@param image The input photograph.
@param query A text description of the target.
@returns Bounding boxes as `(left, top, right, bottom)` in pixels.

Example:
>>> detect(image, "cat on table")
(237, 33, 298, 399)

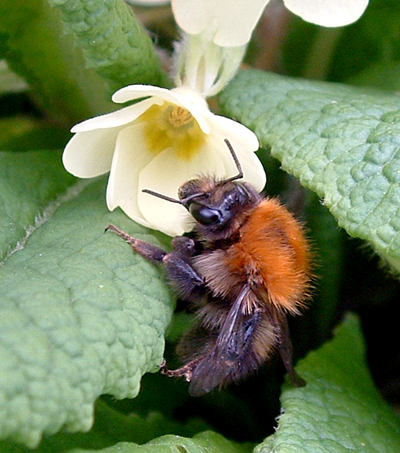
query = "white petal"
(283, 0, 368, 27)
(207, 115, 266, 191)
(106, 123, 154, 228)
(138, 146, 227, 236)
(63, 128, 120, 178)
(112, 84, 182, 104)
(71, 98, 160, 133)
(125, 0, 170, 5)
(172, 0, 270, 47)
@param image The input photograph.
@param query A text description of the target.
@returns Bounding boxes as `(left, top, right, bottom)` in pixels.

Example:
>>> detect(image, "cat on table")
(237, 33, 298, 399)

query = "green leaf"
(219, 70, 400, 271)
(0, 0, 169, 124)
(255, 314, 400, 452)
(72, 431, 252, 453)
(0, 174, 174, 447)
(0, 150, 75, 260)
(0, 118, 72, 151)
(350, 61, 400, 92)
(0, 398, 209, 452)
(0, 0, 114, 123)
(48, 0, 170, 91)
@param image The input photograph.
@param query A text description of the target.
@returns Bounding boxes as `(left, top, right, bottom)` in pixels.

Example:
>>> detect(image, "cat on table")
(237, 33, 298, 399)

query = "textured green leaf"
(0, 150, 76, 260)
(47, 0, 170, 92)
(255, 314, 400, 453)
(0, 398, 209, 452)
(0, 0, 115, 124)
(0, 0, 168, 124)
(220, 70, 400, 271)
(71, 431, 252, 453)
(0, 176, 173, 447)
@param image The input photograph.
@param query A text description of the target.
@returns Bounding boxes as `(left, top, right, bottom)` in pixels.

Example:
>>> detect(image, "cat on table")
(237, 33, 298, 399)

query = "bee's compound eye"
(189, 204, 222, 225)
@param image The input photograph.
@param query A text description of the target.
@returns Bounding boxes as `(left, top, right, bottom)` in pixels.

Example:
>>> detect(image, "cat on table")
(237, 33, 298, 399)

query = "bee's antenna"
(223, 139, 244, 182)
(142, 189, 182, 204)
(143, 188, 205, 206)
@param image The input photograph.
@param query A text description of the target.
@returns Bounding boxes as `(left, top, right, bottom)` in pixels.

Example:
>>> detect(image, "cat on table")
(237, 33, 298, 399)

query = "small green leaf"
(255, 314, 400, 453)
(0, 60, 28, 94)
(0, 176, 174, 447)
(220, 70, 400, 270)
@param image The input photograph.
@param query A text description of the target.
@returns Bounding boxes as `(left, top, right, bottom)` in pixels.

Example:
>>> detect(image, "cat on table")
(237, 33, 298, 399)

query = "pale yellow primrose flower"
(172, 0, 369, 38)
(63, 86, 265, 237)
(172, 0, 368, 97)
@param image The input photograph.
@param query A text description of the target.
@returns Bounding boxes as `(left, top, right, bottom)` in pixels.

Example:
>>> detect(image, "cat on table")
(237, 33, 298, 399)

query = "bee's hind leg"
(160, 356, 204, 383)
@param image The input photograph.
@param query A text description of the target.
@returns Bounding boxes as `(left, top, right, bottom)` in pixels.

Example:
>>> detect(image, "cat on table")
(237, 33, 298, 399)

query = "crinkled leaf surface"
(220, 70, 400, 271)
(0, 171, 173, 447)
(256, 314, 400, 453)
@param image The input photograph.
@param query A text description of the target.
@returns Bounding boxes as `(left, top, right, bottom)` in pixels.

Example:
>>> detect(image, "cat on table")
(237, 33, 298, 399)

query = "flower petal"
(106, 123, 155, 228)
(283, 0, 368, 27)
(112, 85, 182, 104)
(172, 0, 270, 47)
(71, 98, 161, 133)
(138, 145, 227, 236)
(63, 128, 120, 178)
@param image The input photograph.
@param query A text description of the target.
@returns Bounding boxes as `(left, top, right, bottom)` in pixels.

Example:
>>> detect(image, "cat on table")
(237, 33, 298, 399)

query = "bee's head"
(143, 139, 262, 241)
(177, 176, 260, 240)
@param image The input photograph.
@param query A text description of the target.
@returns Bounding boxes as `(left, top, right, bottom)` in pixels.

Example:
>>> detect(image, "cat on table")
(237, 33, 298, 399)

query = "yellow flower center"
(139, 103, 206, 160)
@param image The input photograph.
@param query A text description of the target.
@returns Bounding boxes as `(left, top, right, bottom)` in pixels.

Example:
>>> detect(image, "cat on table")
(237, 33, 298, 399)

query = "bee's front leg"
(106, 225, 205, 301)
(106, 224, 167, 262)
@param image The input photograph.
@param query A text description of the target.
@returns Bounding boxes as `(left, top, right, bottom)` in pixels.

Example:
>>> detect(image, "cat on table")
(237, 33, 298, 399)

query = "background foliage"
(1, 0, 400, 451)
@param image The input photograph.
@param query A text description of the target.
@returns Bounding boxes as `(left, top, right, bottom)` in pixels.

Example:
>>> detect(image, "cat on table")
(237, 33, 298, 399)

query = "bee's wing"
(189, 286, 259, 396)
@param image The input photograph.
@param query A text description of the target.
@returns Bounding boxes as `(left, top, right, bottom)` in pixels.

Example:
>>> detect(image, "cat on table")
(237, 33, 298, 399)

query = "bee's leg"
(160, 356, 204, 383)
(106, 224, 167, 263)
(107, 225, 205, 300)
(276, 315, 306, 387)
